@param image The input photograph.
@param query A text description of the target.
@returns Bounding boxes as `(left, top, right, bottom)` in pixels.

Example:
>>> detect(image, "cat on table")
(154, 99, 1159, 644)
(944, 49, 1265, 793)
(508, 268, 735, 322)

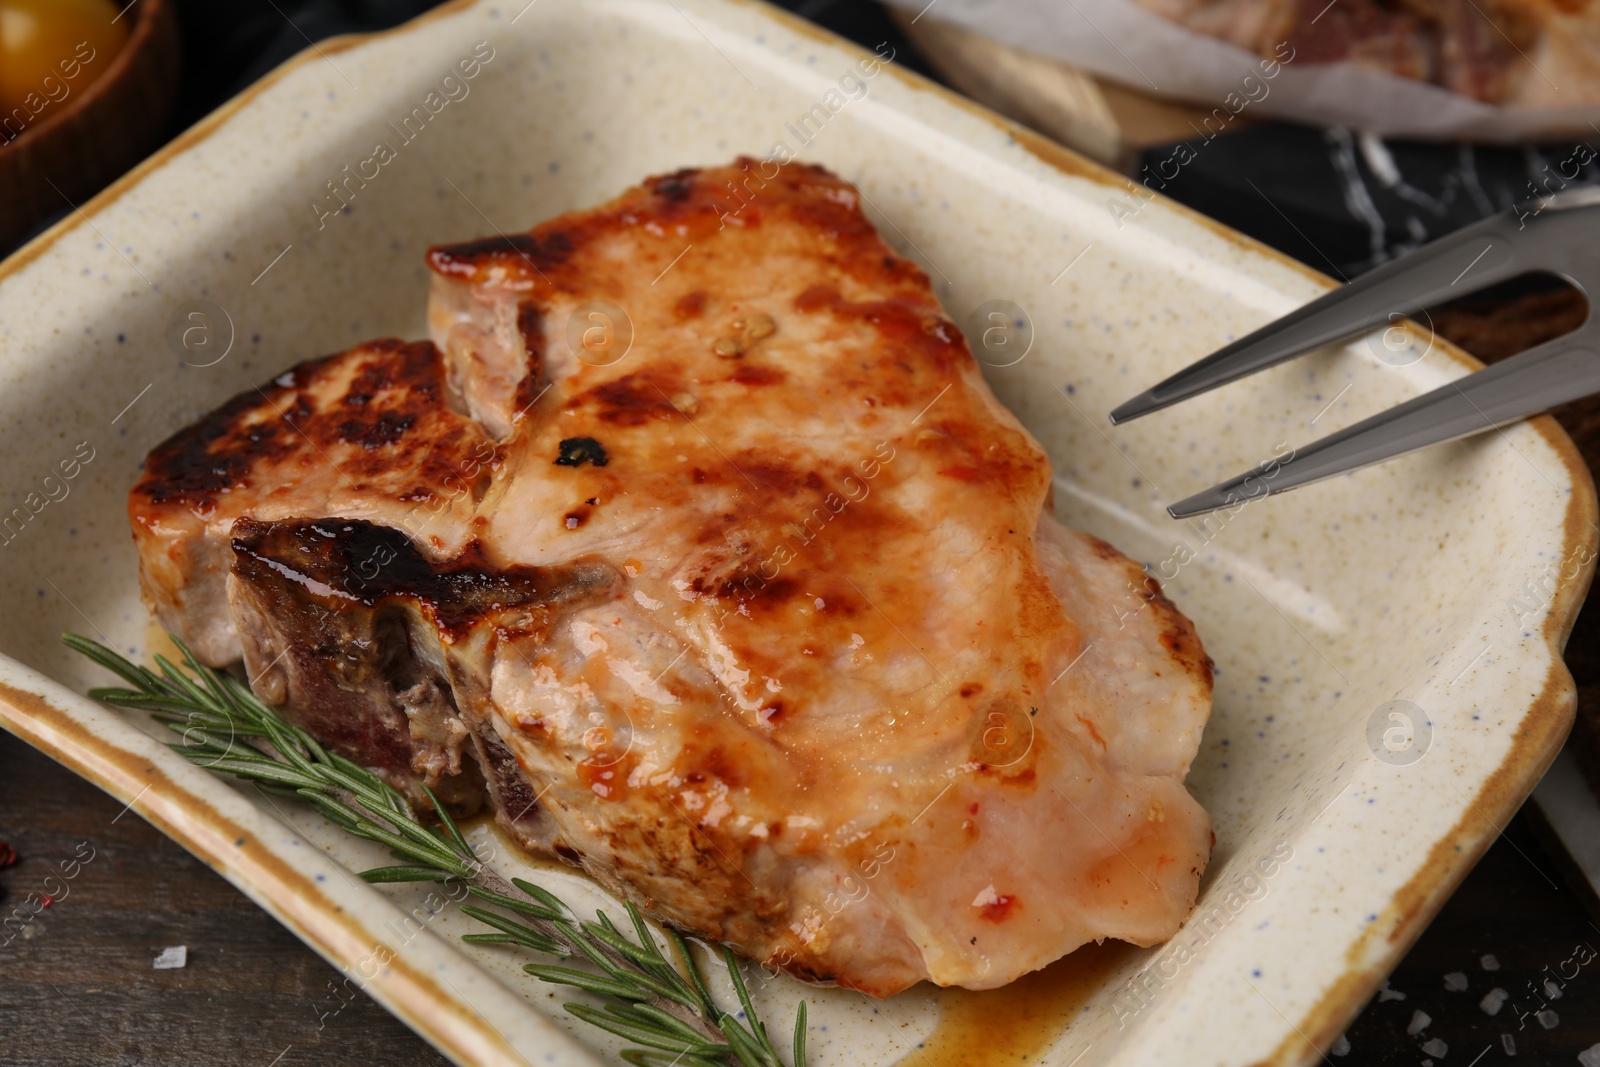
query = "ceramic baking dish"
(0, 1, 1592, 1064)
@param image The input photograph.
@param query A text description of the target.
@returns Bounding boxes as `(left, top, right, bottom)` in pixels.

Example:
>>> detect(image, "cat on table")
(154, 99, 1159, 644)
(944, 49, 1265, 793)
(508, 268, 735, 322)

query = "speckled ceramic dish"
(0, 2, 1592, 1064)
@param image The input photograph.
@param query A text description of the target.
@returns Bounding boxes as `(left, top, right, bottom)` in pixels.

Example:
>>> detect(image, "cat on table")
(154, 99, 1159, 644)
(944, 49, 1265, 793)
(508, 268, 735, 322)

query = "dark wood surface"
(0, 729, 450, 1067)
(1340, 807, 1600, 1062)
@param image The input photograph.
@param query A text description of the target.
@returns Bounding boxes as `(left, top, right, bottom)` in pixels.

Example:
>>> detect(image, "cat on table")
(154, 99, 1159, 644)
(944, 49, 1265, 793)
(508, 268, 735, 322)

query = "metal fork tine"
(1110, 209, 1538, 426)
(1166, 333, 1600, 518)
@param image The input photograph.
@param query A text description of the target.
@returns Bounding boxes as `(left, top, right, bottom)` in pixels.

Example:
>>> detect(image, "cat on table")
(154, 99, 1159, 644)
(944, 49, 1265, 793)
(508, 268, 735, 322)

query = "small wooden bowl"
(0, 0, 181, 252)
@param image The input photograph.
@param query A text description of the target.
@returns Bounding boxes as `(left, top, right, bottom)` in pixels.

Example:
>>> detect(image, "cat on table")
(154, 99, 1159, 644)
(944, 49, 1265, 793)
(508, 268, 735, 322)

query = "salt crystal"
(1378, 980, 1407, 1002)
(1577, 1041, 1600, 1067)
(1331, 1034, 1350, 1057)
(1406, 1010, 1431, 1036)
(1543, 978, 1563, 1000)
(1480, 987, 1508, 1015)
(1421, 1038, 1448, 1058)
(1536, 1009, 1559, 1030)
(1443, 971, 1468, 991)
(1502, 1033, 1516, 1055)
(152, 945, 187, 970)
(1481, 953, 1500, 971)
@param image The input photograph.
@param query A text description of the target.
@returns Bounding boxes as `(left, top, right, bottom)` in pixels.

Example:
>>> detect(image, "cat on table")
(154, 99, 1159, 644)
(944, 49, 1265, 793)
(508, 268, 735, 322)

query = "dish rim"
(0, 2, 1593, 1064)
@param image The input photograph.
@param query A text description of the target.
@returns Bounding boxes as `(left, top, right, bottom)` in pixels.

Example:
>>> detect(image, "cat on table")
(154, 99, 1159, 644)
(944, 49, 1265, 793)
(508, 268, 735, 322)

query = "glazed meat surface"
(131, 337, 499, 665)
(129, 339, 499, 809)
(131, 160, 1213, 995)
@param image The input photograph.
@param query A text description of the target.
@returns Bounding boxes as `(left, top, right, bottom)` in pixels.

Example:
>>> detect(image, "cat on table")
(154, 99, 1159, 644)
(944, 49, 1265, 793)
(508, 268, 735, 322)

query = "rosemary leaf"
(63, 633, 156, 691)
(175, 637, 237, 714)
(458, 905, 566, 954)
(521, 963, 650, 1002)
(672, 930, 723, 1019)
(63, 632, 806, 1067)
(460, 933, 527, 946)
(299, 790, 469, 875)
(564, 1003, 730, 1057)
(564, 921, 636, 978)
(590, 958, 704, 1012)
(149, 710, 269, 735)
(97, 692, 221, 716)
(511, 876, 570, 917)
(153, 653, 221, 714)
(360, 866, 458, 883)
(584, 916, 670, 971)
(626, 903, 673, 972)
(717, 1016, 774, 1067)
(423, 784, 476, 861)
(724, 945, 773, 1053)
(252, 782, 307, 800)
(464, 884, 565, 922)
(613, 1000, 721, 1046)
(180, 757, 319, 789)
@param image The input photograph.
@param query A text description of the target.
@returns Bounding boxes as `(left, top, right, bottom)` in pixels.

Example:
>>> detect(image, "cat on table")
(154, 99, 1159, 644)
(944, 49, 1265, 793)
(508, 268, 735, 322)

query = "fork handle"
(1167, 337, 1600, 518)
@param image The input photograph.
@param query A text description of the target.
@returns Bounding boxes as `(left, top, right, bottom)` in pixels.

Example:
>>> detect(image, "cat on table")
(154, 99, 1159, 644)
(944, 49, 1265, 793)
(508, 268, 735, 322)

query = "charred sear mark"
(426, 231, 573, 278)
(730, 364, 783, 387)
(570, 373, 680, 426)
(555, 436, 609, 468)
(741, 461, 823, 496)
(651, 170, 698, 201)
(675, 291, 708, 320)
(134, 339, 501, 513)
(230, 517, 615, 640)
(514, 299, 546, 413)
(136, 398, 285, 509)
(135, 338, 429, 508)
(472, 728, 549, 844)
(338, 411, 416, 449)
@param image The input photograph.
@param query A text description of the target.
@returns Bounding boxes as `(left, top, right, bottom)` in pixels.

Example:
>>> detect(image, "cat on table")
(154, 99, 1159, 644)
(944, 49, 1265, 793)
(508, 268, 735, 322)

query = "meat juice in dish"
(129, 160, 1214, 996)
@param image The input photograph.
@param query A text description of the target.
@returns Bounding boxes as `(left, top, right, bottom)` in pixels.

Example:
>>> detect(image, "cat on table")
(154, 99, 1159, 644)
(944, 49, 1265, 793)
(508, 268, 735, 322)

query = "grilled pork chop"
(130, 160, 1213, 995)
(130, 339, 499, 811)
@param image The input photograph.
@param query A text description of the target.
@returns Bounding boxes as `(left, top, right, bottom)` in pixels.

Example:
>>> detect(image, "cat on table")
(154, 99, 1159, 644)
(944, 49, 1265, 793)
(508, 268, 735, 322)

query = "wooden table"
(0, 730, 448, 1067)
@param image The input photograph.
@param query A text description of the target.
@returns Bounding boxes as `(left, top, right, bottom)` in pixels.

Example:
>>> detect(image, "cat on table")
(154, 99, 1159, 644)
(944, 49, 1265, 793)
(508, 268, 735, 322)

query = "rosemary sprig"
(63, 633, 805, 1067)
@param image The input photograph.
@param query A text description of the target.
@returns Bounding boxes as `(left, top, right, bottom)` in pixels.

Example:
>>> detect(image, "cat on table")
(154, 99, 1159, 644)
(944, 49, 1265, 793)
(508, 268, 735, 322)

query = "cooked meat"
(131, 338, 501, 665)
(1130, 0, 1298, 58)
(423, 159, 1213, 993)
(131, 160, 1213, 996)
(229, 516, 616, 836)
(1128, 0, 1600, 106)
(129, 339, 502, 808)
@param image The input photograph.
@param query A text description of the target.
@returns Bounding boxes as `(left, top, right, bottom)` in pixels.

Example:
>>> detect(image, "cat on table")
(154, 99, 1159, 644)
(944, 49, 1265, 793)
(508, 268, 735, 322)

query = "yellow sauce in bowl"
(0, 0, 129, 135)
